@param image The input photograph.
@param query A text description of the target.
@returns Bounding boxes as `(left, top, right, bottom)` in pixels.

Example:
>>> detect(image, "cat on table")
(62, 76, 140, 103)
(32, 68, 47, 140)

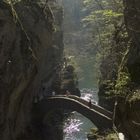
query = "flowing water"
(63, 88, 98, 140)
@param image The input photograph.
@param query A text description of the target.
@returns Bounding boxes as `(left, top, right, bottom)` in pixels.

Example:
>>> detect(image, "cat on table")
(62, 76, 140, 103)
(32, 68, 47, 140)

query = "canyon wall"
(98, 0, 140, 139)
(0, 1, 63, 140)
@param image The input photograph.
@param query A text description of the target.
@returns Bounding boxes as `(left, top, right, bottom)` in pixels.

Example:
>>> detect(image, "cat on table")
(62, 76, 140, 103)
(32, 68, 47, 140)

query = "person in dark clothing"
(75, 88, 81, 97)
(88, 99, 92, 108)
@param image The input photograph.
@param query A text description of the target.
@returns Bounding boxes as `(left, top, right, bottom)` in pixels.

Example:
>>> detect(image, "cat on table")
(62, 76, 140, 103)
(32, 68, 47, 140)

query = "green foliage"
(82, 0, 134, 98)
(103, 80, 115, 96)
(128, 91, 140, 102)
(82, 0, 123, 46)
(88, 129, 119, 140)
(83, 9, 123, 24)
(115, 70, 131, 96)
(82, 0, 124, 79)
(3, 0, 21, 4)
(105, 133, 119, 140)
(116, 72, 130, 89)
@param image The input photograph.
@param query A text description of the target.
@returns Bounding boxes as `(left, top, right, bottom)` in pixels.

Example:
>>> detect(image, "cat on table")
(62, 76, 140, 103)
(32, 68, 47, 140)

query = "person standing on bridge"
(88, 98, 92, 108)
(65, 90, 71, 96)
(52, 91, 56, 96)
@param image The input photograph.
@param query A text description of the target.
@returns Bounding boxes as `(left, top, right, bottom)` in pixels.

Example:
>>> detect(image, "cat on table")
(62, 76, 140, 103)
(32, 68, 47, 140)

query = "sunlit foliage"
(82, 0, 123, 58)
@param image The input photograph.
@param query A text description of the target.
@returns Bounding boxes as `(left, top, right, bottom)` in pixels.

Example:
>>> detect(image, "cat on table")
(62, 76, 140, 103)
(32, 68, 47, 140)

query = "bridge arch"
(34, 96, 113, 130)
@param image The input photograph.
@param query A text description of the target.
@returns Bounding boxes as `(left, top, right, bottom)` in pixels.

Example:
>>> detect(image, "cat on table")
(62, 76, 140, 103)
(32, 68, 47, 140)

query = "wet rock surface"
(0, 1, 63, 140)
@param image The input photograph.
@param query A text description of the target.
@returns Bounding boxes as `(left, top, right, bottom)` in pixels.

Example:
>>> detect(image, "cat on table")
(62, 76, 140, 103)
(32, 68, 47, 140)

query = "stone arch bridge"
(34, 95, 113, 130)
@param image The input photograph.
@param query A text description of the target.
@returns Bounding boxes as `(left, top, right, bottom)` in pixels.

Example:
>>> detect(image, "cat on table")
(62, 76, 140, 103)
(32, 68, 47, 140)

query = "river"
(63, 88, 98, 140)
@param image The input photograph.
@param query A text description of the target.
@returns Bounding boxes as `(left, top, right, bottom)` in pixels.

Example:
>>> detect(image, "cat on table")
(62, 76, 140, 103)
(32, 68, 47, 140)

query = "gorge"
(0, 0, 140, 140)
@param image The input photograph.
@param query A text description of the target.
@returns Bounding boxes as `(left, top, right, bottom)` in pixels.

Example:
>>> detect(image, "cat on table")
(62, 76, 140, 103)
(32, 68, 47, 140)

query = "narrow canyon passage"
(0, 0, 140, 140)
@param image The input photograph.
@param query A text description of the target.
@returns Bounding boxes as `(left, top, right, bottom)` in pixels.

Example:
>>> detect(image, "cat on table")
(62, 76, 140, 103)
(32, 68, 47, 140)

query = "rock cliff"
(0, 1, 63, 140)
(116, 1, 140, 139)
(98, 0, 140, 139)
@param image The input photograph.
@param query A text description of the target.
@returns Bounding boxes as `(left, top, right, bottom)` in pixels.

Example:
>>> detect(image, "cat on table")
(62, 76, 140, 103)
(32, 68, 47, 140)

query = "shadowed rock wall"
(98, 1, 140, 139)
(0, 1, 63, 140)
(115, 1, 140, 139)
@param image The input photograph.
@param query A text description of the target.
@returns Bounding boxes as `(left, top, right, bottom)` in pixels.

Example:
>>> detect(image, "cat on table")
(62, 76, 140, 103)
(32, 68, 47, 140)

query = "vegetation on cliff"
(1, 0, 140, 140)
(82, 0, 140, 139)
(0, 0, 64, 140)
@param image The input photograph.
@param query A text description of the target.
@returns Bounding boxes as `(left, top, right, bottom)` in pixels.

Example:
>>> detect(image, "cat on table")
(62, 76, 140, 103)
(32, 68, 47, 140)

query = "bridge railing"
(52, 95, 113, 119)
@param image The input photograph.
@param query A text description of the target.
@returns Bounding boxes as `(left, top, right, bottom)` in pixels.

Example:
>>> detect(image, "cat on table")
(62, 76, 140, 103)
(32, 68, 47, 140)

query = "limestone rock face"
(116, 1, 140, 139)
(116, 98, 140, 140)
(0, 1, 63, 140)
(98, 1, 140, 139)
(124, 0, 140, 84)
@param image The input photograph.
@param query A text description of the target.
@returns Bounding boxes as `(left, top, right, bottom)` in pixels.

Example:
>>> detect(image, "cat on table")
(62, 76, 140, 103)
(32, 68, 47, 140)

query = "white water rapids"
(63, 88, 98, 140)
